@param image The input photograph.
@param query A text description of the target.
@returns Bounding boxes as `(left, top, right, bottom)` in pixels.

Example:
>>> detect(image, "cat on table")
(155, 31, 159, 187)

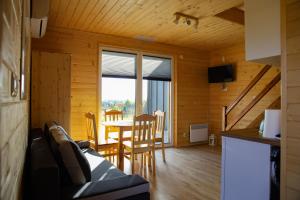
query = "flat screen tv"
(208, 65, 234, 83)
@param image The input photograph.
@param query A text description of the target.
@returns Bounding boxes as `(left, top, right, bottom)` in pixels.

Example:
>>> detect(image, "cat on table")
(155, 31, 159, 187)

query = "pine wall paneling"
(281, 0, 300, 198)
(208, 44, 281, 144)
(32, 27, 209, 147)
(31, 51, 71, 132)
(0, 0, 31, 199)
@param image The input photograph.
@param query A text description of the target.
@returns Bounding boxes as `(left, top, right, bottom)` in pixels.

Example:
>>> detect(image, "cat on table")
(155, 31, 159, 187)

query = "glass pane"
(143, 79, 170, 144)
(102, 77, 136, 121)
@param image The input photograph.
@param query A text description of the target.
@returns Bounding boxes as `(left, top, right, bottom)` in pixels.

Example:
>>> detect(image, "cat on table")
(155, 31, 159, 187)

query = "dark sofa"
(29, 122, 150, 200)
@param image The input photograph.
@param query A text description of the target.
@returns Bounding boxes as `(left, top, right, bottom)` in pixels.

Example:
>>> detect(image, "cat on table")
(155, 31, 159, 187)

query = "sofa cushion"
(83, 148, 125, 181)
(76, 140, 91, 149)
(69, 140, 92, 183)
(44, 121, 58, 142)
(62, 175, 150, 200)
(50, 126, 91, 185)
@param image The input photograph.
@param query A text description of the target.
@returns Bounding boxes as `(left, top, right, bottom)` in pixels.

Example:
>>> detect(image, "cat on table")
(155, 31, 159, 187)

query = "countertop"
(221, 128, 280, 147)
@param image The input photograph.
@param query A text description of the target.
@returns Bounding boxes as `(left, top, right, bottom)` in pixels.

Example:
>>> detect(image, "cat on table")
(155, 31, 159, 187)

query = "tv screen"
(208, 65, 234, 83)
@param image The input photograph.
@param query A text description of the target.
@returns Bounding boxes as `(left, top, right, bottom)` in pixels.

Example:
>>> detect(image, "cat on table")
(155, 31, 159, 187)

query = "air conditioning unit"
(31, 0, 49, 38)
(190, 124, 208, 143)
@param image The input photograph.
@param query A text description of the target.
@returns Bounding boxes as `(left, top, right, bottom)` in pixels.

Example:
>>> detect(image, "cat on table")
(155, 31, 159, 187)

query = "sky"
(102, 78, 147, 101)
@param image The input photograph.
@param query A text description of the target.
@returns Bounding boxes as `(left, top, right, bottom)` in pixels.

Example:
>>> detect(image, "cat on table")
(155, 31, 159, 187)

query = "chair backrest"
(104, 110, 123, 121)
(154, 110, 166, 139)
(85, 112, 98, 151)
(131, 114, 157, 151)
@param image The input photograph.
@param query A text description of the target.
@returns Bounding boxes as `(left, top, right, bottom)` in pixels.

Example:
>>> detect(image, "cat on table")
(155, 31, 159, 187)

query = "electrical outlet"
(183, 132, 187, 138)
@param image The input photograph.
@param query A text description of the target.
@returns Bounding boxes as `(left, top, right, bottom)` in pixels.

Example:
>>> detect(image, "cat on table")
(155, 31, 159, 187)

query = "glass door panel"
(142, 55, 172, 144)
(100, 50, 137, 140)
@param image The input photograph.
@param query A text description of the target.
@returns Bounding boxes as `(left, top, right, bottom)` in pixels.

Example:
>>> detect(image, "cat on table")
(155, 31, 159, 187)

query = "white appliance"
(189, 124, 208, 143)
(263, 109, 281, 138)
(31, 0, 49, 38)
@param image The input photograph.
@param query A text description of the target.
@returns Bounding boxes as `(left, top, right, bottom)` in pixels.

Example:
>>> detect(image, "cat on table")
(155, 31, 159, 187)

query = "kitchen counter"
(221, 128, 280, 200)
(221, 128, 280, 147)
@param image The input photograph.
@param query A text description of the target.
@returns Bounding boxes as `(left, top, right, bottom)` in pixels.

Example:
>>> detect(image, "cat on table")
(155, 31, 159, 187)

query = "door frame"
(98, 46, 174, 146)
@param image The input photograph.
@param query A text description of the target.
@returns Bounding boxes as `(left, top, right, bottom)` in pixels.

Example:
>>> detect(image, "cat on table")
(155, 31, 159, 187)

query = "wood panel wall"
(208, 44, 281, 144)
(31, 51, 71, 132)
(32, 27, 209, 147)
(0, 0, 30, 199)
(281, 0, 300, 198)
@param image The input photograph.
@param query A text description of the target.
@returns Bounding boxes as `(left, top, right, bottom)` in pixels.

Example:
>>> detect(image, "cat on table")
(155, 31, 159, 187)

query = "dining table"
(102, 120, 133, 171)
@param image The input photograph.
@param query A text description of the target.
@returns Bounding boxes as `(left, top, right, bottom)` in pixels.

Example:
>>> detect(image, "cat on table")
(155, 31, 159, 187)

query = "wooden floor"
(122, 145, 222, 200)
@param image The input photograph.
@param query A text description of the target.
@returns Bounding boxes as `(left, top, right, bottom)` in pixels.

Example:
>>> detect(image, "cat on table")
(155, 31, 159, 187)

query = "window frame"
(98, 46, 174, 146)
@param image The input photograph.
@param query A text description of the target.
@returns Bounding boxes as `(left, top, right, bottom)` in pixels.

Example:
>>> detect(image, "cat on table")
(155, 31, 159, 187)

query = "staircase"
(222, 65, 281, 131)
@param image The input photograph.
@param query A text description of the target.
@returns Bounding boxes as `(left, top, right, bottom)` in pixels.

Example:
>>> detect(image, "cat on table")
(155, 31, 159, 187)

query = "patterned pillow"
(50, 127, 91, 185)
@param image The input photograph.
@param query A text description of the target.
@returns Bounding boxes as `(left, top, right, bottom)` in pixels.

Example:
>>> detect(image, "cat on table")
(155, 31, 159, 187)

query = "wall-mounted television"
(208, 64, 234, 83)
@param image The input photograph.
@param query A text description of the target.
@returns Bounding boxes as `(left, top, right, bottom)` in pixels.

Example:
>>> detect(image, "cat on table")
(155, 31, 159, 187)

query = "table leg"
(118, 127, 124, 171)
(105, 126, 109, 140)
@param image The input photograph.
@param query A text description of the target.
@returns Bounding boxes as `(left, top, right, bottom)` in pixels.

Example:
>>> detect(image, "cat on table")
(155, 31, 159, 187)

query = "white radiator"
(190, 124, 208, 143)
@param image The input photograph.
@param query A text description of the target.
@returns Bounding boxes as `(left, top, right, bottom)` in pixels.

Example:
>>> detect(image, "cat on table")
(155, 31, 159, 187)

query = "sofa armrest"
(31, 137, 60, 200)
(63, 175, 150, 200)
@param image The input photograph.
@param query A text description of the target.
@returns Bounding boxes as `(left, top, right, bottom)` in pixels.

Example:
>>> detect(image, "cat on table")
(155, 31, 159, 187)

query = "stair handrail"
(226, 65, 272, 115)
(222, 66, 280, 131)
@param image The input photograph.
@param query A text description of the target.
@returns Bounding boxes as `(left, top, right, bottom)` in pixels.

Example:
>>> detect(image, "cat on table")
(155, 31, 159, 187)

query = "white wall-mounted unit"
(31, 0, 49, 38)
(190, 124, 208, 143)
(245, 0, 281, 66)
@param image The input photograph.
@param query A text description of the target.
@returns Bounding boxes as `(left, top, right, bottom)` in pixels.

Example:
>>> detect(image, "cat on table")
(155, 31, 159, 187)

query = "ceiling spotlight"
(173, 12, 199, 29)
(173, 15, 180, 24)
(186, 18, 191, 25)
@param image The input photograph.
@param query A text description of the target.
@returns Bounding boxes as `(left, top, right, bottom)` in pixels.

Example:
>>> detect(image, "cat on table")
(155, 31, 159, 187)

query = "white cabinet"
(245, 0, 281, 66)
(221, 136, 271, 200)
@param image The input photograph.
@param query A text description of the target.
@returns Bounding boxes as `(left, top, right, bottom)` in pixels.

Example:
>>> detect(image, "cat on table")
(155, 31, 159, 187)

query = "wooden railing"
(222, 65, 281, 131)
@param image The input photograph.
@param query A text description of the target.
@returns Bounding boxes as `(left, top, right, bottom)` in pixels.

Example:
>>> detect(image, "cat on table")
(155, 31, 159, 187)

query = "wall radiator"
(190, 124, 208, 143)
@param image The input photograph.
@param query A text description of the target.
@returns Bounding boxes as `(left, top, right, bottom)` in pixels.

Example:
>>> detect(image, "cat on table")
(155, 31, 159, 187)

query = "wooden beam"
(215, 7, 245, 25)
(226, 73, 281, 130)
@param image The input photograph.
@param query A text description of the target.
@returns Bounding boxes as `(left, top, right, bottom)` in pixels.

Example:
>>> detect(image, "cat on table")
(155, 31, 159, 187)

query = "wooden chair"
(154, 110, 166, 162)
(104, 110, 123, 140)
(104, 109, 123, 121)
(85, 112, 118, 160)
(123, 114, 157, 175)
(104, 109, 131, 141)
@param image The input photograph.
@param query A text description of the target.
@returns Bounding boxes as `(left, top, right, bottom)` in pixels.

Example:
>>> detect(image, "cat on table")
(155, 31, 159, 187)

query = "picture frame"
(20, 0, 31, 100)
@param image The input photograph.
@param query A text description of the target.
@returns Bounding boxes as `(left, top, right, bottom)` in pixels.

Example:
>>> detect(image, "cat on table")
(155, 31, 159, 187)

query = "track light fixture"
(173, 12, 199, 29)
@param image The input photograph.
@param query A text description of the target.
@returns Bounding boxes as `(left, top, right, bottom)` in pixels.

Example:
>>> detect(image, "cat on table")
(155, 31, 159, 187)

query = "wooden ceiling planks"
(60, 0, 81, 27)
(83, 0, 119, 31)
(91, 0, 138, 34)
(67, 0, 91, 27)
(48, 0, 244, 50)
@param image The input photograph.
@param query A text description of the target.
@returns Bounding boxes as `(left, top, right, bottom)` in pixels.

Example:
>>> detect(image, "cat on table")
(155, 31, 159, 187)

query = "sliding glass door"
(100, 50, 173, 144)
(101, 51, 136, 121)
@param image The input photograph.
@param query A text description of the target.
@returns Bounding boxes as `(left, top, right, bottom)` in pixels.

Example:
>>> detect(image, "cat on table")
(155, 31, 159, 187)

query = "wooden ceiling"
(48, 0, 245, 50)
